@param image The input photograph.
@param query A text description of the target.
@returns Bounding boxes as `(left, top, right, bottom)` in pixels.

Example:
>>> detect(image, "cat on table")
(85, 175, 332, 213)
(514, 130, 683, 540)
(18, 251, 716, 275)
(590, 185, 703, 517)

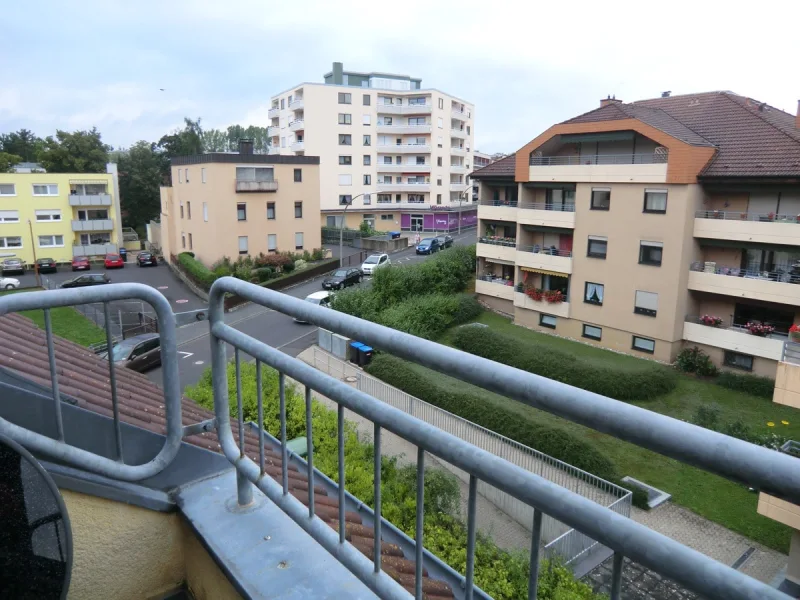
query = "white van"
(295, 291, 332, 323)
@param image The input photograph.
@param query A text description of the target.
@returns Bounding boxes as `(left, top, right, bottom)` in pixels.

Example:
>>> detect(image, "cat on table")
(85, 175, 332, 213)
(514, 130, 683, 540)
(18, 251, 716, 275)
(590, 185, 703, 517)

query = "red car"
(104, 253, 125, 269)
(71, 256, 90, 271)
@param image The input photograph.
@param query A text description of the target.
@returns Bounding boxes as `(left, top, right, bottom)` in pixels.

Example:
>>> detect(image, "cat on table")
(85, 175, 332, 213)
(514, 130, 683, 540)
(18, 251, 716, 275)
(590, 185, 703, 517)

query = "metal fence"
(322, 227, 361, 246)
(696, 209, 800, 223)
(529, 152, 667, 166)
(518, 202, 576, 212)
(783, 341, 800, 365)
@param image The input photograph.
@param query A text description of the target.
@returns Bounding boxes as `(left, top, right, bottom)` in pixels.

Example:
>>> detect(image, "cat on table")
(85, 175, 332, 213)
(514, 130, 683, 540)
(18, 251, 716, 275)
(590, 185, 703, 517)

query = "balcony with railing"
(289, 97, 304, 111)
(688, 260, 800, 306)
(517, 201, 576, 228)
(69, 193, 112, 207)
(267, 125, 279, 137)
(683, 315, 786, 362)
(72, 243, 117, 256)
(477, 236, 516, 262)
(450, 146, 465, 155)
(478, 199, 517, 222)
(514, 289, 572, 318)
(694, 210, 800, 246)
(377, 143, 431, 154)
(375, 181, 430, 193)
(377, 103, 432, 115)
(71, 219, 114, 232)
(289, 119, 305, 132)
(475, 275, 515, 301)
(268, 106, 280, 118)
(290, 140, 305, 153)
(268, 146, 281, 155)
(516, 245, 573, 274)
(450, 128, 467, 139)
(376, 163, 430, 173)
(376, 123, 431, 135)
(528, 152, 669, 183)
(235, 178, 279, 193)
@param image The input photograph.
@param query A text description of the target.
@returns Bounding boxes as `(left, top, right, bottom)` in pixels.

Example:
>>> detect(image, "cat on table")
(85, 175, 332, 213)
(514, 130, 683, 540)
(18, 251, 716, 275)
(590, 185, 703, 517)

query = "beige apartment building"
(473, 92, 800, 377)
(267, 62, 478, 233)
(159, 141, 321, 265)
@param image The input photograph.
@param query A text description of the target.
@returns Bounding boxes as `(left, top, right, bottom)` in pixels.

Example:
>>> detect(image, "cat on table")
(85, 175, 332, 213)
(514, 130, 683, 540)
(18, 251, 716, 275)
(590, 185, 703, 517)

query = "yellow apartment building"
(0, 164, 122, 264)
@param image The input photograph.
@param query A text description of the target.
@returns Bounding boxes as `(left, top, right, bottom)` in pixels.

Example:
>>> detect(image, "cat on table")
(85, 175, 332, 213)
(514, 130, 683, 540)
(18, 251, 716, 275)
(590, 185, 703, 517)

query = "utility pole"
(27, 219, 41, 288)
(339, 192, 369, 268)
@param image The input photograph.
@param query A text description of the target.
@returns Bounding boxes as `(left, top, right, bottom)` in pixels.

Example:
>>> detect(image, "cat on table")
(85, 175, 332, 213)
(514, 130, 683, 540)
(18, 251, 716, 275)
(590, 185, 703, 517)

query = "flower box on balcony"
(524, 287, 564, 304)
(790, 324, 800, 342)
(746, 322, 775, 337)
(700, 315, 723, 327)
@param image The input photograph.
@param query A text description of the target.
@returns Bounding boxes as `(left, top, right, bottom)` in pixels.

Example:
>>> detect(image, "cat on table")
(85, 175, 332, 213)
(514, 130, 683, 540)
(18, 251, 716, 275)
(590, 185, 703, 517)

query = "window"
(238, 236, 248, 255)
(437, 157, 442, 167)
(237, 203, 247, 221)
(582, 324, 602, 340)
(178, 170, 183, 184)
(338, 93, 352, 104)
(0, 210, 19, 223)
(363, 115, 371, 126)
(338, 113, 352, 125)
(181, 234, 185, 249)
(295, 232, 304, 250)
(80, 233, 109, 245)
(77, 209, 107, 221)
(377, 194, 392, 204)
(438, 98, 444, 109)
(281, 137, 286, 148)
(408, 117, 426, 125)
(35, 209, 61, 222)
(294, 168, 302, 182)
(437, 136, 443, 148)
(408, 194, 425, 203)
(339, 134, 352, 145)
(188, 233, 193, 250)
(634, 290, 659, 317)
(363, 194, 371, 205)
(584, 282, 604, 305)
(724, 351, 753, 371)
(268, 234, 277, 251)
(339, 174, 352, 186)
(644, 189, 668, 213)
(632, 336, 656, 354)
(591, 188, 611, 210)
(186, 201, 191, 219)
(587, 236, 607, 258)
(280, 98, 285, 109)
(339, 195, 352, 205)
(363, 94, 371, 106)
(639, 241, 663, 266)
(32, 184, 58, 196)
(38, 235, 64, 247)
(382, 117, 393, 126)
(290, 201, 302, 219)
(339, 155, 352, 165)
(203, 202, 208, 222)
(437, 118, 443, 129)
(267, 202, 276, 219)
(0, 184, 15, 196)
(0, 236, 22, 248)
(540, 314, 557, 329)
(180, 204, 184, 219)
(236, 167, 274, 182)
(202, 168, 207, 183)
(436, 194, 442, 205)
(437, 178, 442, 186)
(381, 214, 394, 221)
(363, 155, 371, 166)
(185, 168, 189, 183)
(363, 174, 371, 185)
(363, 134, 371, 146)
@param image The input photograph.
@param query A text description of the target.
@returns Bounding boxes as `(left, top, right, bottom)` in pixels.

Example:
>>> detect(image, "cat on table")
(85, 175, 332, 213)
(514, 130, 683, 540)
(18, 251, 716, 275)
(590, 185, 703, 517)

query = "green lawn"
(428, 311, 799, 553)
(0, 288, 106, 347)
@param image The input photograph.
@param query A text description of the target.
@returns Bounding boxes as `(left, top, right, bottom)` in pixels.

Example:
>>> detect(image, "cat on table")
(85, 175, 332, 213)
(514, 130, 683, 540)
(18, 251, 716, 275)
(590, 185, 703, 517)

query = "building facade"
(0, 164, 122, 264)
(267, 62, 477, 233)
(473, 92, 800, 377)
(159, 143, 321, 265)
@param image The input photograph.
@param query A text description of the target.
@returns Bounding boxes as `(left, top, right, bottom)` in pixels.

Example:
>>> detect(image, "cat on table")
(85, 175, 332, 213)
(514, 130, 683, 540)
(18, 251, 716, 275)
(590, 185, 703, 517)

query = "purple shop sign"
(423, 214, 435, 230)
(460, 211, 477, 227)
(434, 213, 449, 229)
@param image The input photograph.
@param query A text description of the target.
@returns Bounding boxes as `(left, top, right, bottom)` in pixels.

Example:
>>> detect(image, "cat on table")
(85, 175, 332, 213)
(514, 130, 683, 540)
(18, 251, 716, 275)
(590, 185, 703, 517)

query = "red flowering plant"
(543, 290, 564, 304)
(746, 322, 775, 337)
(525, 287, 544, 301)
(789, 324, 800, 341)
(700, 314, 723, 327)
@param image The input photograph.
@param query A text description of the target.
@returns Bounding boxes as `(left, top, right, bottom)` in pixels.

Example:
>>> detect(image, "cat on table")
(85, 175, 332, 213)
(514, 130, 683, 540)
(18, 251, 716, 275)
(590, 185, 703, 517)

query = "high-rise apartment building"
(267, 62, 477, 233)
(473, 91, 800, 378)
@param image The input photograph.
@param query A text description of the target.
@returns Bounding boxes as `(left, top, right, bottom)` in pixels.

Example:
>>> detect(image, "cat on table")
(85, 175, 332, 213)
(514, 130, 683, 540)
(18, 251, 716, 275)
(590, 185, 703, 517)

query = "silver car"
(2, 258, 24, 275)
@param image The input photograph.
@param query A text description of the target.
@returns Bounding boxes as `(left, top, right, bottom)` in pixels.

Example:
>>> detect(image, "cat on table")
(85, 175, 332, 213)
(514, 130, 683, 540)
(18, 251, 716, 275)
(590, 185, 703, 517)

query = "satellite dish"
(0, 433, 72, 599)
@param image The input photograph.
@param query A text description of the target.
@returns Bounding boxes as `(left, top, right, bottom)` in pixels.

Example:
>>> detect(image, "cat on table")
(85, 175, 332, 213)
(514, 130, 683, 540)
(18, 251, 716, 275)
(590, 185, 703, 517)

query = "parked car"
(137, 252, 159, 267)
(322, 268, 362, 290)
(104, 253, 125, 269)
(60, 273, 110, 288)
(415, 238, 440, 255)
(71, 256, 91, 271)
(36, 258, 58, 274)
(360, 253, 391, 276)
(435, 235, 454, 249)
(101, 333, 161, 373)
(295, 291, 332, 323)
(2, 258, 24, 275)
(0, 277, 20, 290)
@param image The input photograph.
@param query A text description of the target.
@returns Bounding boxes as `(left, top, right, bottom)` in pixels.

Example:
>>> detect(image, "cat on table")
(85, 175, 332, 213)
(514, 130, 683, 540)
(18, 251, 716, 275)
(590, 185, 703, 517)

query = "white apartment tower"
(267, 62, 477, 233)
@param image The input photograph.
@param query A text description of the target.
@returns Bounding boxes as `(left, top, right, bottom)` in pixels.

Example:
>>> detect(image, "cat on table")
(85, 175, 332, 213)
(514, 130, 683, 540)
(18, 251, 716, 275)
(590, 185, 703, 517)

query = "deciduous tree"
(38, 127, 110, 173)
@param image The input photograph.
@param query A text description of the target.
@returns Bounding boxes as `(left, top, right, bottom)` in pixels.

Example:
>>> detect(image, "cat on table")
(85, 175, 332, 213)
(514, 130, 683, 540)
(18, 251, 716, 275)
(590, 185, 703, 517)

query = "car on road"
(36, 258, 58, 274)
(435, 235, 454, 249)
(60, 273, 110, 288)
(104, 253, 125, 269)
(322, 267, 362, 290)
(137, 252, 159, 267)
(360, 253, 390, 276)
(71, 256, 91, 271)
(295, 291, 332, 323)
(2, 258, 25, 275)
(415, 238, 440, 255)
(0, 277, 20, 290)
(100, 333, 162, 373)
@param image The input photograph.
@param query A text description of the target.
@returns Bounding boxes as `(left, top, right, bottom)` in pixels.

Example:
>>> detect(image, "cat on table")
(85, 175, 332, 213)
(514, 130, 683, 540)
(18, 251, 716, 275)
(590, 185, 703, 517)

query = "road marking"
(194, 360, 204, 365)
(178, 351, 194, 359)
(276, 329, 320, 351)
(158, 286, 168, 290)
(176, 299, 189, 304)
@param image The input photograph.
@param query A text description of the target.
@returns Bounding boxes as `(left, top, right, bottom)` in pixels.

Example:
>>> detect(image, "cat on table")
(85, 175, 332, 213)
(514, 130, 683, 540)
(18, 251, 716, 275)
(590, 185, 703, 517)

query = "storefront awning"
(520, 266, 567, 277)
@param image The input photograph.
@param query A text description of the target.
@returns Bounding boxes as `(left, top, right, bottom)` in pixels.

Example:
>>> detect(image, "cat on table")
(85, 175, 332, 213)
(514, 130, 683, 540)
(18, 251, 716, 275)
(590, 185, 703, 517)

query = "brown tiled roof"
(0, 313, 453, 598)
(470, 154, 515, 179)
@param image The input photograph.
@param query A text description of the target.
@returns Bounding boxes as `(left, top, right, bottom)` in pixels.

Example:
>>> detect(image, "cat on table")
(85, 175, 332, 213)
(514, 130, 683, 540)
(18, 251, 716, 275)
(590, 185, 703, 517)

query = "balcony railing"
(69, 193, 111, 207)
(376, 124, 432, 134)
(289, 119, 304, 131)
(696, 210, 800, 223)
(517, 245, 572, 258)
(478, 236, 516, 247)
(235, 180, 279, 193)
(783, 341, 800, 365)
(290, 141, 305, 152)
(268, 107, 280, 118)
(450, 129, 467, 138)
(690, 261, 800, 284)
(71, 219, 113, 232)
(289, 98, 304, 111)
(72, 243, 117, 257)
(450, 147, 465, 154)
(530, 152, 668, 166)
(480, 199, 518, 207)
(519, 202, 576, 212)
(377, 144, 431, 153)
(376, 164, 430, 173)
(377, 103, 432, 115)
(267, 125, 279, 137)
(477, 275, 515, 285)
(268, 146, 280, 155)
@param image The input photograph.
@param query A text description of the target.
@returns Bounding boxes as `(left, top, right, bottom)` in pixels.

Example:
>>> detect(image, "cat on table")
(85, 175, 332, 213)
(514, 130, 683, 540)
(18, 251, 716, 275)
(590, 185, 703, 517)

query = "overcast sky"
(2, 0, 798, 154)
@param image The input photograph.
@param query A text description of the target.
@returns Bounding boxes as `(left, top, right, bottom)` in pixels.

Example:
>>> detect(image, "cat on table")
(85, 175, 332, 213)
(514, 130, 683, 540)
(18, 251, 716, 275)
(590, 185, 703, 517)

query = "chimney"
(238, 139, 254, 155)
(600, 94, 623, 108)
(796, 100, 800, 129)
(332, 62, 344, 85)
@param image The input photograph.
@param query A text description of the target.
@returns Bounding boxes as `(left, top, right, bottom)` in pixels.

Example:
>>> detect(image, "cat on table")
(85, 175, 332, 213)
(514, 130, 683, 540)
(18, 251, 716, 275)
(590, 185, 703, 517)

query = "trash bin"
(358, 345, 374, 367)
(349, 341, 364, 364)
(390, 231, 401, 240)
(119, 247, 128, 262)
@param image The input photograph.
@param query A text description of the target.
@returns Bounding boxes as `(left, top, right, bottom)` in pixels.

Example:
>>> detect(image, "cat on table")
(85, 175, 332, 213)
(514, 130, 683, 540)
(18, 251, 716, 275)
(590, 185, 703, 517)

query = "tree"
(158, 117, 204, 157)
(38, 127, 110, 173)
(118, 141, 169, 229)
(0, 152, 22, 173)
(201, 128, 229, 152)
(0, 129, 44, 162)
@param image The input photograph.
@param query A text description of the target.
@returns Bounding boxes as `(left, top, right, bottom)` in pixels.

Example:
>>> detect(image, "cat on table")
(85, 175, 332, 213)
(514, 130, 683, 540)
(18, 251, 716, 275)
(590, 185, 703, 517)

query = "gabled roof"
(470, 154, 515, 179)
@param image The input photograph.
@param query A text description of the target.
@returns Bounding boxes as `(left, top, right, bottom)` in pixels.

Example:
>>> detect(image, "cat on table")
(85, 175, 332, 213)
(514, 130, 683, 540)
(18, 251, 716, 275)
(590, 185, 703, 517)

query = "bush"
(329, 286, 384, 322)
(691, 404, 788, 451)
(255, 267, 276, 283)
(302, 250, 312, 262)
(675, 346, 718, 376)
(282, 261, 295, 273)
(211, 257, 234, 277)
(311, 248, 324, 261)
(716, 371, 775, 399)
(376, 294, 481, 339)
(294, 259, 307, 271)
(178, 252, 218, 289)
(452, 326, 676, 402)
(359, 221, 377, 237)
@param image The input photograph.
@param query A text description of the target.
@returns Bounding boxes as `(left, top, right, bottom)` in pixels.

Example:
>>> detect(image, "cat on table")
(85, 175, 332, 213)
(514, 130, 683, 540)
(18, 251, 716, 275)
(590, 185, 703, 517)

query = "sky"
(2, 0, 799, 155)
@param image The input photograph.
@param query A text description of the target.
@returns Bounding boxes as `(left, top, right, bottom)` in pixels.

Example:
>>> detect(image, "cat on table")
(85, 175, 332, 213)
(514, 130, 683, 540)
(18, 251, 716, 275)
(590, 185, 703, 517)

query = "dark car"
(60, 273, 110, 288)
(36, 258, 58, 273)
(2, 258, 24, 275)
(322, 268, 362, 290)
(435, 235, 454, 249)
(71, 256, 91, 271)
(102, 333, 161, 373)
(137, 252, 159, 267)
(415, 238, 440, 255)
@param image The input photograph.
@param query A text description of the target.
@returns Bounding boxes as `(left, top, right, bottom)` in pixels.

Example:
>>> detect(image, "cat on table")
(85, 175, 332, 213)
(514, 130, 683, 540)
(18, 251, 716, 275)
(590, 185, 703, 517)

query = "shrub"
(359, 221, 377, 237)
(178, 252, 218, 289)
(675, 346, 718, 377)
(255, 267, 276, 283)
(211, 256, 234, 277)
(311, 248, 324, 261)
(375, 294, 480, 339)
(329, 286, 384, 322)
(692, 404, 720, 430)
(452, 326, 676, 402)
(715, 371, 775, 399)
(257, 253, 294, 269)
(282, 261, 296, 273)
(294, 259, 307, 271)
(690, 404, 789, 451)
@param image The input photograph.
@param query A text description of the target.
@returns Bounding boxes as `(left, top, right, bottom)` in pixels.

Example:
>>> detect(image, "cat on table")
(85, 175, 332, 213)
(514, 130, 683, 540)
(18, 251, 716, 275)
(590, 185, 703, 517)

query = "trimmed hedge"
(452, 326, 676, 402)
(376, 294, 481, 339)
(177, 252, 217, 288)
(716, 371, 775, 399)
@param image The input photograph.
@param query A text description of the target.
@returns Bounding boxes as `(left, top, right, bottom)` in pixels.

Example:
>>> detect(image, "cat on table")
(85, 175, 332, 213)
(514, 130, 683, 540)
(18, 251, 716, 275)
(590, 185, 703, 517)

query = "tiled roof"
(0, 313, 453, 599)
(470, 154, 515, 179)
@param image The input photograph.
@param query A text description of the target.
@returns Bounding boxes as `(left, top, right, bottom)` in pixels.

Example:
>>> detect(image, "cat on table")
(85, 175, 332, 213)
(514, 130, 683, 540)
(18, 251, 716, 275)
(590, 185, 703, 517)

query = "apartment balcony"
(758, 441, 800, 531)
(478, 199, 517, 222)
(516, 246, 573, 274)
(518, 202, 576, 229)
(688, 262, 800, 307)
(451, 108, 467, 120)
(68, 193, 111, 207)
(477, 237, 516, 262)
(289, 98, 304, 111)
(72, 243, 117, 256)
(683, 319, 785, 361)
(71, 219, 113, 232)
(376, 103, 432, 115)
(450, 147, 466, 155)
(268, 107, 280, 118)
(290, 140, 305, 153)
(450, 165, 467, 173)
(375, 182, 430, 193)
(514, 291, 571, 318)
(376, 124, 431, 135)
(267, 125, 279, 136)
(268, 146, 281, 155)
(377, 143, 430, 154)
(774, 345, 800, 408)
(235, 180, 279, 193)
(450, 128, 468, 139)
(528, 152, 668, 184)
(289, 119, 304, 132)
(694, 210, 800, 246)
(376, 164, 430, 173)
(475, 277, 515, 301)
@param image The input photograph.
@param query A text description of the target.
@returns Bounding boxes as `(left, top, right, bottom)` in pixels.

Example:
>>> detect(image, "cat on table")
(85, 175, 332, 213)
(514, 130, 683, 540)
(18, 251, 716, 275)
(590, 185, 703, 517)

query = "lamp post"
(339, 192, 369, 268)
(457, 183, 473, 235)
(27, 219, 41, 287)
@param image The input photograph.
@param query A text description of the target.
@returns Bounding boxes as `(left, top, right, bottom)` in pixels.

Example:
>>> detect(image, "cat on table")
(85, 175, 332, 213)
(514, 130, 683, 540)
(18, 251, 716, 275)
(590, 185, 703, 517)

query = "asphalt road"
(145, 230, 477, 389)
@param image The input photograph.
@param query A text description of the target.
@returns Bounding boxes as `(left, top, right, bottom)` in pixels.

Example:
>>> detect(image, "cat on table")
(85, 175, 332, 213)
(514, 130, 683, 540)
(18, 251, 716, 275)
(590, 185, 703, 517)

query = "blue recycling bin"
(358, 345, 374, 367)
(349, 341, 364, 364)
(119, 247, 128, 262)
(389, 231, 401, 239)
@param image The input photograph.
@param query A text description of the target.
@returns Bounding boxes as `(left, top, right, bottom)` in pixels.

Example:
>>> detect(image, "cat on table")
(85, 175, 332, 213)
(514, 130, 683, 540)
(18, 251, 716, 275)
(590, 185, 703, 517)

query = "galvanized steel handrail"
(695, 210, 800, 222)
(530, 153, 667, 166)
(0, 283, 183, 481)
(208, 276, 796, 600)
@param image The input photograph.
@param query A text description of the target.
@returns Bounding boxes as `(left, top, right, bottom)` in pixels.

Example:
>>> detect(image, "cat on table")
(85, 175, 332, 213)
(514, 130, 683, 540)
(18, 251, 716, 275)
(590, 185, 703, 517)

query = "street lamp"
(456, 182, 474, 235)
(339, 192, 370, 268)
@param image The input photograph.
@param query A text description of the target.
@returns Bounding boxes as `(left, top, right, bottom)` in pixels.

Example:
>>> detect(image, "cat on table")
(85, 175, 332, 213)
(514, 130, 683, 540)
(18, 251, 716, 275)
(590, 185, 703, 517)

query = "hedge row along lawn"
(184, 362, 602, 600)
